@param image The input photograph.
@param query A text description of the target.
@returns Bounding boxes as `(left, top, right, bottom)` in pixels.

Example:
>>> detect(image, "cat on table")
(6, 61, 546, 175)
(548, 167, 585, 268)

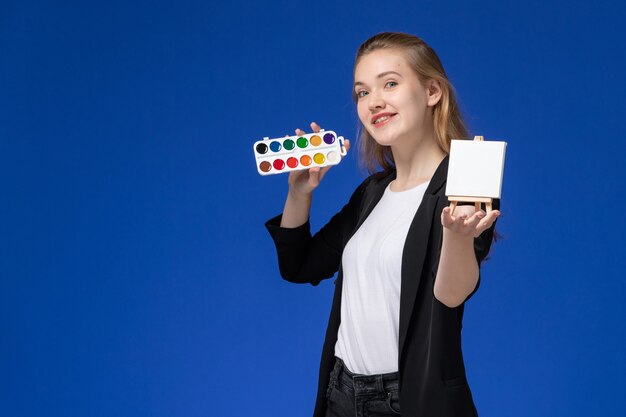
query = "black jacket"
(266, 156, 498, 417)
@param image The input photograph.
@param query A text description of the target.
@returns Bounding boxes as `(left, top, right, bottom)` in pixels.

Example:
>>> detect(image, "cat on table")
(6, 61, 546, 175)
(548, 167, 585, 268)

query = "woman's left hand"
(441, 205, 500, 238)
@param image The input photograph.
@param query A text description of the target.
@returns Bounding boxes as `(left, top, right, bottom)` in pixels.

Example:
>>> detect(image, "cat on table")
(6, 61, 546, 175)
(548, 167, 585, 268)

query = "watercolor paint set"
(253, 130, 347, 176)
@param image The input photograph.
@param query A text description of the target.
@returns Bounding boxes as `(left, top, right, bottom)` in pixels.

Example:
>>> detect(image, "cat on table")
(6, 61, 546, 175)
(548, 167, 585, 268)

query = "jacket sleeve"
(465, 198, 501, 300)
(473, 198, 501, 266)
(265, 177, 372, 286)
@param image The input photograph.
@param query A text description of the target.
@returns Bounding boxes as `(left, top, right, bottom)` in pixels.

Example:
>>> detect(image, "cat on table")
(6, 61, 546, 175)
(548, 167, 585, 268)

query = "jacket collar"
(424, 155, 448, 196)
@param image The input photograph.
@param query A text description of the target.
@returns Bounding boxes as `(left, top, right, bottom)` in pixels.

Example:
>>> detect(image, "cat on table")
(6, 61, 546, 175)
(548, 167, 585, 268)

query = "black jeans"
(325, 357, 401, 417)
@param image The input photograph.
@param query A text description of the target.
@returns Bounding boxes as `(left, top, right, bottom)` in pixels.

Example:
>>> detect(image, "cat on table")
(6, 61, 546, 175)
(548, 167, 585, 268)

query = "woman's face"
(354, 49, 440, 148)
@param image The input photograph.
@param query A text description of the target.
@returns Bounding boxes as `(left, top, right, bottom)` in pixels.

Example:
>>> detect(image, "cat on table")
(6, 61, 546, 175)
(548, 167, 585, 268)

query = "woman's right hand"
(287, 122, 351, 198)
(280, 122, 350, 228)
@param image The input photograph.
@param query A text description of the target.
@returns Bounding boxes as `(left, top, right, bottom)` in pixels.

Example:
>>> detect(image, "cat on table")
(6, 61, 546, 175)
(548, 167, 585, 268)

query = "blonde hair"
(354, 32, 469, 173)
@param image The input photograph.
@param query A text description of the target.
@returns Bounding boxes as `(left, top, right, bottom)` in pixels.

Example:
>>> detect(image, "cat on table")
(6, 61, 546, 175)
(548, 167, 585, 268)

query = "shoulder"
(358, 169, 396, 192)
(347, 169, 395, 201)
(332, 170, 396, 230)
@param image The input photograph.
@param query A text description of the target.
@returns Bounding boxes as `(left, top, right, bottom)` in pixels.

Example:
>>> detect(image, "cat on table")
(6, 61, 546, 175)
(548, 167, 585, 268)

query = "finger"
(310, 122, 321, 133)
(455, 211, 469, 225)
(475, 210, 500, 235)
(308, 166, 321, 187)
(287, 168, 305, 183)
(464, 210, 485, 229)
(441, 207, 455, 227)
(295, 128, 305, 136)
(344, 139, 351, 153)
(318, 165, 332, 182)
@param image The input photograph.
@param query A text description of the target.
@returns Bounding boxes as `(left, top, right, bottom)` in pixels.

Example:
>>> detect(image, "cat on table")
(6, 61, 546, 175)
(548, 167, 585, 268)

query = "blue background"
(2, 1, 625, 416)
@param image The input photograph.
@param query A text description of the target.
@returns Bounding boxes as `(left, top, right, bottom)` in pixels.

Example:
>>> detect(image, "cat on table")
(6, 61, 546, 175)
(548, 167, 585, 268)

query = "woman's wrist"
(287, 187, 313, 204)
(442, 227, 475, 248)
(281, 190, 313, 228)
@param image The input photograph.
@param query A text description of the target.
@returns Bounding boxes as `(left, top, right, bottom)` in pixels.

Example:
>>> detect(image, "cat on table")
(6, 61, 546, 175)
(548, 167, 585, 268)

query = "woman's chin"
(371, 134, 397, 148)
(372, 140, 393, 148)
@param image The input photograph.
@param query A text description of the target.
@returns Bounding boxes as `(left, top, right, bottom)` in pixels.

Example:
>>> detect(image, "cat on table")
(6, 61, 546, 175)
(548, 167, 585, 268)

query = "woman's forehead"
(355, 49, 410, 77)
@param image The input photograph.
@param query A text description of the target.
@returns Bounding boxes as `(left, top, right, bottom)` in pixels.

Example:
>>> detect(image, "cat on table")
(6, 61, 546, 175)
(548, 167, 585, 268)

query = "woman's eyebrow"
(354, 71, 403, 87)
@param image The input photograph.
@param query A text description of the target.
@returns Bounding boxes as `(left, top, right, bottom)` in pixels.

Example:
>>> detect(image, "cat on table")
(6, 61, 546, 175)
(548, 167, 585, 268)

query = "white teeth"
(374, 115, 390, 124)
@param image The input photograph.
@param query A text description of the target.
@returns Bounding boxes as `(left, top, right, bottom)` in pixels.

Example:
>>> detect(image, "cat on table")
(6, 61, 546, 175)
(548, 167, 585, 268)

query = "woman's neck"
(389, 133, 446, 192)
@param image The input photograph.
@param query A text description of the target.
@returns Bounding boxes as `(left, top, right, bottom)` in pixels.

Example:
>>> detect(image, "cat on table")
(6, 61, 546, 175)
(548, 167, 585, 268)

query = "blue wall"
(2, 1, 625, 416)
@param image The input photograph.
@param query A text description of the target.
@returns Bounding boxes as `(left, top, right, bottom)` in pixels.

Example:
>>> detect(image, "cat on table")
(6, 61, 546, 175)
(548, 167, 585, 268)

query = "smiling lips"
(371, 112, 397, 127)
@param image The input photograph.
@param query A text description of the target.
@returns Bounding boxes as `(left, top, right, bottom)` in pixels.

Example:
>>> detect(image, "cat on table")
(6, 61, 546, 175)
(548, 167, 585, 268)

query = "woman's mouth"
(371, 113, 397, 128)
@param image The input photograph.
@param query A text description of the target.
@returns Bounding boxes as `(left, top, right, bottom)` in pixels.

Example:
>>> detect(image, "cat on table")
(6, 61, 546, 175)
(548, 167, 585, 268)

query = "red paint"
(287, 157, 298, 168)
(273, 159, 285, 170)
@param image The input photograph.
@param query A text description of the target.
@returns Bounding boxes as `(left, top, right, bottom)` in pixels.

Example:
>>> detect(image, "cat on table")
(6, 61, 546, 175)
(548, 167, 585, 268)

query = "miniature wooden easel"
(448, 135, 494, 215)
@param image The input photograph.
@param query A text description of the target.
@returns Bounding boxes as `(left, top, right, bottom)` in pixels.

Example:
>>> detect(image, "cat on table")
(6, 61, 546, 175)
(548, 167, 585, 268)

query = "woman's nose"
(368, 93, 385, 111)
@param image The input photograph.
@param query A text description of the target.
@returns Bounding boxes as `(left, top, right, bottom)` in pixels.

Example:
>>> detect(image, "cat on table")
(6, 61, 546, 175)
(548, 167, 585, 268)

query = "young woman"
(266, 32, 500, 417)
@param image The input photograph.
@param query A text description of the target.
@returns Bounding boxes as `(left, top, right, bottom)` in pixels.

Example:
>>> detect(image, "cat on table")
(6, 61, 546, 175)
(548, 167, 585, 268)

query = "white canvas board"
(446, 140, 507, 198)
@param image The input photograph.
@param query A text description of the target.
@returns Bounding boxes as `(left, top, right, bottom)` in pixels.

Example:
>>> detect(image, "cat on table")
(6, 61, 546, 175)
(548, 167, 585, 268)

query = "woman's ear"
(426, 79, 443, 107)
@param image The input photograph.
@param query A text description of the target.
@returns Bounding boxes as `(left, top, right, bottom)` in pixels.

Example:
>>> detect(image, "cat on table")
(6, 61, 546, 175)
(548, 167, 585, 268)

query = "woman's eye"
(385, 81, 397, 88)
(356, 90, 368, 98)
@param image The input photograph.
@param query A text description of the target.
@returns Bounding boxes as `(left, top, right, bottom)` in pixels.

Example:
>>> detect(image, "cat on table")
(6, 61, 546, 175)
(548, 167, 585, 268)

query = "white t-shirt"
(335, 180, 429, 375)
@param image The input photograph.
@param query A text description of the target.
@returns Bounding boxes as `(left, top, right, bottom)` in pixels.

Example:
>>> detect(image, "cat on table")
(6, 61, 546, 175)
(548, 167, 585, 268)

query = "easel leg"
(450, 201, 458, 215)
